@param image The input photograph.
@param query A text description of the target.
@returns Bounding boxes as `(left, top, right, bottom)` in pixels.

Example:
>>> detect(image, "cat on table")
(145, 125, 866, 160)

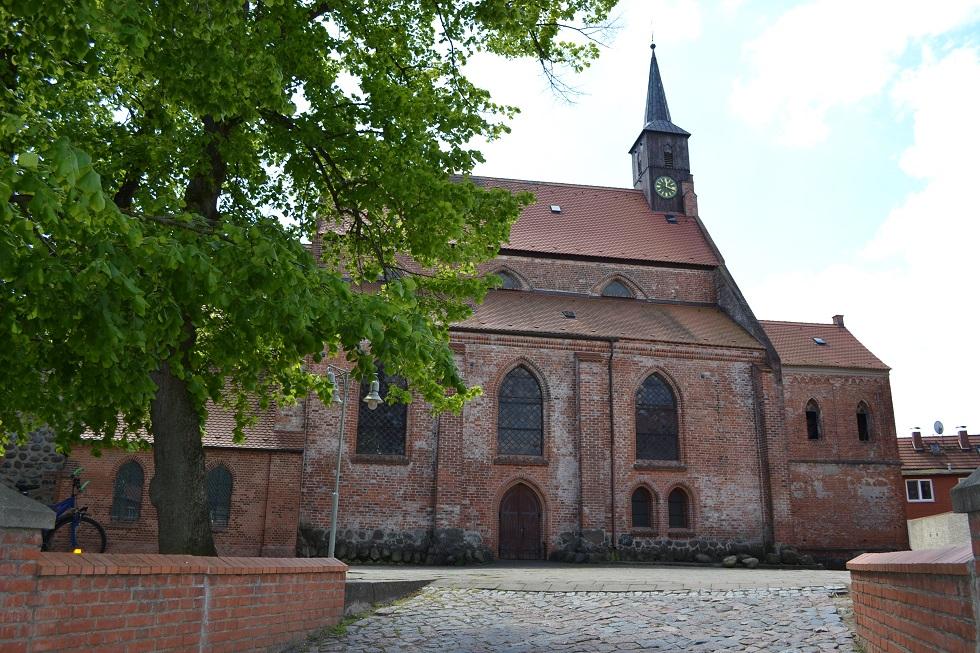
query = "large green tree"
(0, 0, 615, 554)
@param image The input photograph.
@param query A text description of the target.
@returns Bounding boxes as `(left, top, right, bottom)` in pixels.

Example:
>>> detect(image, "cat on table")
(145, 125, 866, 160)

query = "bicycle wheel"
(43, 515, 107, 553)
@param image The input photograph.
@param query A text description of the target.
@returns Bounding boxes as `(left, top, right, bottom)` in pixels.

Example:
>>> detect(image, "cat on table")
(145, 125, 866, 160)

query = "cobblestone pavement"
(309, 586, 856, 653)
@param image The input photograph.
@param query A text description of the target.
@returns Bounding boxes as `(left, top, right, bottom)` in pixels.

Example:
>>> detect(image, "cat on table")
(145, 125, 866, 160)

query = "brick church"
(3, 45, 908, 565)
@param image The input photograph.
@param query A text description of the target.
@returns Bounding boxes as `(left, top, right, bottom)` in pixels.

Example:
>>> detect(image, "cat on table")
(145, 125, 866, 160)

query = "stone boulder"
(741, 557, 759, 569)
(722, 555, 737, 568)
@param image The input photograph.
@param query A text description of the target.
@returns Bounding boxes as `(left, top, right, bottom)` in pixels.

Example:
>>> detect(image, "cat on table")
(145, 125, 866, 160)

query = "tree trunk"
(148, 357, 217, 556)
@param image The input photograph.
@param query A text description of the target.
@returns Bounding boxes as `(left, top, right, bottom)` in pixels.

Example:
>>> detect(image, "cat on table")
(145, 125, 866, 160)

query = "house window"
(906, 479, 934, 503)
(110, 461, 144, 522)
(207, 465, 233, 529)
(631, 487, 653, 529)
(857, 403, 871, 441)
(805, 400, 821, 440)
(636, 374, 678, 460)
(496, 271, 521, 290)
(498, 366, 543, 456)
(668, 488, 689, 529)
(356, 364, 408, 456)
(601, 280, 635, 298)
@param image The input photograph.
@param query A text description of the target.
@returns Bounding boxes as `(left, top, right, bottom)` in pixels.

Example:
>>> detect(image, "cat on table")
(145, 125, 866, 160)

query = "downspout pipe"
(607, 338, 617, 554)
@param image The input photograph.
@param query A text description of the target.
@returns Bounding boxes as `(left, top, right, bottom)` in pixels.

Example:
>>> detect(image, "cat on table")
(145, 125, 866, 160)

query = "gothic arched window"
(496, 271, 522, 290)
(111, 461, 144, 523)
(668, 488, 689, 529)
(805, 399, 821, 440)
(356, 364, 408, 456)
(857, 402, 871, 442)
(207, 465, 233, 529)
(631, 487, 654, 529)
(635, 374, 679, 460)
(601, 280, 635, 298)
(498, 366, 544, 456)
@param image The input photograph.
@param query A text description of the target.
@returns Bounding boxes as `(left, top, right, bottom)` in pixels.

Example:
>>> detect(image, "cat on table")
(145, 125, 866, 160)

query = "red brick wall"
(780, 369, 907, 554)
(848, 548, 977, 653)
(0, 526, 346, 653)
(56, 447, 302, 556)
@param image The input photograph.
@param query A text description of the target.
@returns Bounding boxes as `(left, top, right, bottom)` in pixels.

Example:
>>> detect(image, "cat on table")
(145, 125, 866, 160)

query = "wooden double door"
(498, 484, 542, 560)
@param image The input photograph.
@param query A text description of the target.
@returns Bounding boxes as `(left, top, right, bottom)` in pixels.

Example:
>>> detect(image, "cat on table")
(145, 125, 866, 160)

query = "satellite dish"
(935, 421, 944, 435)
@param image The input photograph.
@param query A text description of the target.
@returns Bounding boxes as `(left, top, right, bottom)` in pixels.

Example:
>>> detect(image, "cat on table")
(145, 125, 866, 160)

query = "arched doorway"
(498, 483, 542, 560)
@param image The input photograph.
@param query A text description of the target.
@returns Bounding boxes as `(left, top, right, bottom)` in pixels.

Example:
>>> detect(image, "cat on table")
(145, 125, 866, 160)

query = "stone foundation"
(298, 524, 494, 565)
(0, 428, 65, 503)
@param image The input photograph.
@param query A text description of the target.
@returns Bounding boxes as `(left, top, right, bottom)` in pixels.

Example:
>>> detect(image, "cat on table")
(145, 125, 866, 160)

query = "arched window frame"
(667, 486, 692, 531)
(630, 485, 656, 531)
(110, 460, 144, 523)
(805, 399, 822, 440)
(591, 274, 646, 300)
(496, 364, 546, 458)
(856, 402, 872, 442)
(492, 268, 526, 291)
(601, 280, 636, 298)
(634, 372, 680, 462)
(206, 464, 233, 530)
(356, 363, 409, 457)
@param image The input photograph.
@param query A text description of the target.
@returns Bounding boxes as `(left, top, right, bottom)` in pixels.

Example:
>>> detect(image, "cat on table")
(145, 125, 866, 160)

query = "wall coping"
(0, 482, 55, 530)
(36, 552, 347, 576)
(951, 466, 980, 513)
(847, 544, 972, 575)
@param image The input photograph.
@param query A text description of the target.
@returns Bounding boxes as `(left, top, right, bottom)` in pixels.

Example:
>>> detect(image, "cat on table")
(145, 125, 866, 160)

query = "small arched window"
(631, 487, 653, 529)
(805, 400, 821, 440)
(857, 402, 871, 442)
(496, 271, 521, 290)
(111, 461, 144, 523)
(356, 363, 408, 456)
(601, 280, 635, 298)
(668, 488, 689, 529)
(207, 465, 233, 529)
(636, 374, 679, 460)
(498, 366, 543, 456)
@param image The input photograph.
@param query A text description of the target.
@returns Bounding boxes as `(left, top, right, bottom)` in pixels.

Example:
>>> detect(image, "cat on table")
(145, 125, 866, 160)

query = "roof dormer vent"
(813, 337, 827, 345)
(665, 214, 678, 224)
(561, 310, 576, 319)
(549, 204, 562, 213)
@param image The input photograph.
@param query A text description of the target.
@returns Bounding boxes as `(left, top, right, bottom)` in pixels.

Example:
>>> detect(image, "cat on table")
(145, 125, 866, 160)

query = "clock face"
(654, 176, 678, 199)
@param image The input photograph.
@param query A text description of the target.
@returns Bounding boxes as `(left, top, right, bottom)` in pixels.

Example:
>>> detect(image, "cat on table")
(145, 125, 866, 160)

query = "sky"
(465, 0, 980, 436)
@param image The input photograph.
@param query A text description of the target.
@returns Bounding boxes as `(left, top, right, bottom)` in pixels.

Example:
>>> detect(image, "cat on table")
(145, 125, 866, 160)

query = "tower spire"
(643, 43, 686, 135)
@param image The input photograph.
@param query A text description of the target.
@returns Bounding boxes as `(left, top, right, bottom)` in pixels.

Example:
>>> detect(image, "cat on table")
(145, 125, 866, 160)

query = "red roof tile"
(455, 290, 762, 349)
(471, 177, 719, 267)
(899, 434, 980, 472)
(759, 320, 888, 370)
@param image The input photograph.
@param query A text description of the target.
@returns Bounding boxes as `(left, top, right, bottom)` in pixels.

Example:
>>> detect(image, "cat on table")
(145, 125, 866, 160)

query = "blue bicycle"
(19, 468, 107, 553)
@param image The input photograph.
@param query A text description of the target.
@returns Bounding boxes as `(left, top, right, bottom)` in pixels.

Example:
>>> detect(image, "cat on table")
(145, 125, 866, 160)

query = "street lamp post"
(325, 366, 383, 559)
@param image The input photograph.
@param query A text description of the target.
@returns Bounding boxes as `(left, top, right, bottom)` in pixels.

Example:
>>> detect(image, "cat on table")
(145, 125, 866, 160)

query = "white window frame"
(906, 479, 935, 503)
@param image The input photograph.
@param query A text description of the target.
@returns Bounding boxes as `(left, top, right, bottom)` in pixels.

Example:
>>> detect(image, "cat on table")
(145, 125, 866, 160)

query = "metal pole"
(328, 369, 347, 559)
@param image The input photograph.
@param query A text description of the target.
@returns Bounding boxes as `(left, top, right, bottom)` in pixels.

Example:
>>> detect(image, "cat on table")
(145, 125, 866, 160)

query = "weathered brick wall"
(0, 428, 66, 503)
(848, 547, 977, 653)
(780, 369, 907, 557)
(0, 525, 346, 653)
(301, 333, 775, 562)
(480, 255, 716, 303)
(54, 446, 302, 556)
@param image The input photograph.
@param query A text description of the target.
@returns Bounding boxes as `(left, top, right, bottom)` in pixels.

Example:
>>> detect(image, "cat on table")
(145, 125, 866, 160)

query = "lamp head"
(326, 370, 343, 404)
(363, 374, 382, 410)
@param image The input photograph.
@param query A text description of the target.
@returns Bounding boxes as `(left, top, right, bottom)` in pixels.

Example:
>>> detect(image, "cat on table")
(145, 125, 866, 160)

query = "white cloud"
(747, 47, 980, 433)
(730, 0, 980, 146)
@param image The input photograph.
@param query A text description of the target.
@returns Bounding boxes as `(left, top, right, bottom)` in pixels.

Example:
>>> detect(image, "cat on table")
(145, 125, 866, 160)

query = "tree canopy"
(0, 0, 616, 553)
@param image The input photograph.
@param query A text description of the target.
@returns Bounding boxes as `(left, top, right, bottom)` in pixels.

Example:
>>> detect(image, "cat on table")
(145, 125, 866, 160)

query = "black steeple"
(630, 43, 692, 213)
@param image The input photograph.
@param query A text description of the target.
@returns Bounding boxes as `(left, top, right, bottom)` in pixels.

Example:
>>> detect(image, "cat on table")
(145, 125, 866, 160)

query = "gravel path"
(308, 586, 856, 653)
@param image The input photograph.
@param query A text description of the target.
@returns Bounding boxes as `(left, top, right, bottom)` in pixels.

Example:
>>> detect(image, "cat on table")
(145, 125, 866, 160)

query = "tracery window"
(207, 465, 233, 529)
(356, 364, 408, 456)
(857, 402, 871, 441)
(496, 271, 521, 290)
(805, 400, 821, 440)
(668, 488, 689, 529)
(497, 366, 544, 456)
(601, 280, 635, 298)
(635, 374, 679, 460)
(110, 461, 144, 523)
(631, 487, 653, 529)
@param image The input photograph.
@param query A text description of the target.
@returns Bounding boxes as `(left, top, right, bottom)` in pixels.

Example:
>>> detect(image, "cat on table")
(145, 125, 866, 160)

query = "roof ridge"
(469, 175, 639, 194)
(759, 319, 846, 328)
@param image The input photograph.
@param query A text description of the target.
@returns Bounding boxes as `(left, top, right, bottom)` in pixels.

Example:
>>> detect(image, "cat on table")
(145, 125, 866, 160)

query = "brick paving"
(308, 584, 856, 652)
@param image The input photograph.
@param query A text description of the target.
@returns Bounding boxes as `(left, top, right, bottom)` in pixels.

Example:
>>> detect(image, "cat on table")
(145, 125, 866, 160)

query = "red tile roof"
(759, 320, 889, 370)
(471, 177, 720, 267)
(455, 290, 763, 349)
(899, 434, 980, 472)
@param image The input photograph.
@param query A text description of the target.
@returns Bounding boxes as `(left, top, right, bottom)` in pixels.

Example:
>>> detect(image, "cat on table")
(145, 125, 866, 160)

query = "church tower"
(629, 44, 691, 214)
